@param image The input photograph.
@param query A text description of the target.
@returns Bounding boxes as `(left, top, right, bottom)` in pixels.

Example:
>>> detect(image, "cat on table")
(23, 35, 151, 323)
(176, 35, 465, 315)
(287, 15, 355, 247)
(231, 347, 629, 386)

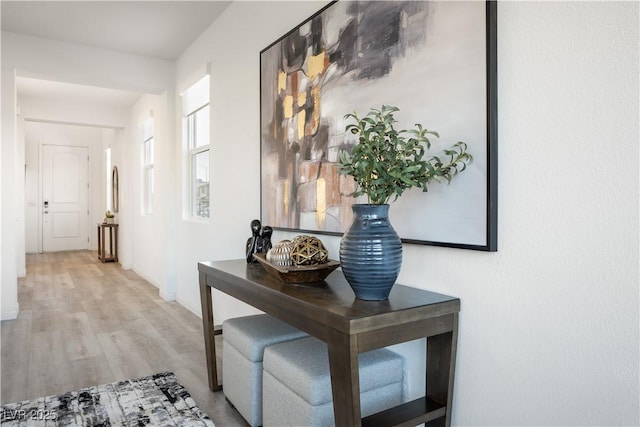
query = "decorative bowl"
(253, 253, 340, 285)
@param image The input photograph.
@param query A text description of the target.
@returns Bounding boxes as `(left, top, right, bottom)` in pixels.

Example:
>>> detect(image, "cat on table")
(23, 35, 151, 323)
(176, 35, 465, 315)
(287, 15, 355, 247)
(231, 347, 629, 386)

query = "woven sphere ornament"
(290, 235, 329, 265)
(266, 240, 294, 266)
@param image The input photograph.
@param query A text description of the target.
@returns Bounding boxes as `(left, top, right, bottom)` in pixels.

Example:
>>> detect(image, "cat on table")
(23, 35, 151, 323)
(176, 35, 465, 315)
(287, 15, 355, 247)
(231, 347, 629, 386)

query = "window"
(106, 147, 112, 211)
(183, 75, 210, 219)
(187, 105, 210, 218)
(142, 118, 154, 214)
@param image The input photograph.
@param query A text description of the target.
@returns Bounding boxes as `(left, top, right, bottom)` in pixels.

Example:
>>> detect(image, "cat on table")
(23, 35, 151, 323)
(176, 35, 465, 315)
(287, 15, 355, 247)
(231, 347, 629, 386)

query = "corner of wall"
(175, 295, 201, 318)
(159, 289, 176, 302)
(1, 302, 19, 321)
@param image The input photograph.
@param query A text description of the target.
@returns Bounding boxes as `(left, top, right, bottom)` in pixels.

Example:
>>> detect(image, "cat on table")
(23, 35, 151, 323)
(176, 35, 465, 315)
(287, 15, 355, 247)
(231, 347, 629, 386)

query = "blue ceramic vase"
(339, 204, 403, 300)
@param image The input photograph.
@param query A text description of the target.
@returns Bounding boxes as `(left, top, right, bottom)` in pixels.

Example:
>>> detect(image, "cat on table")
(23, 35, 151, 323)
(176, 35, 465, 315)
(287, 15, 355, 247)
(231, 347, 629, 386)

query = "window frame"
(186, 104, 210, 219)
(141, 118, 154, 215)
(106, 147, 112, 212)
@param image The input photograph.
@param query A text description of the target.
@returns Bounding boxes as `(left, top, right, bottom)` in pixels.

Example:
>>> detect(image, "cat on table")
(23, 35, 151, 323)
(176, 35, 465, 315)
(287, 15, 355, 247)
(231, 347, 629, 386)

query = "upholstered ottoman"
(262, 336, 404, 427)
(222, 314, 308, 426)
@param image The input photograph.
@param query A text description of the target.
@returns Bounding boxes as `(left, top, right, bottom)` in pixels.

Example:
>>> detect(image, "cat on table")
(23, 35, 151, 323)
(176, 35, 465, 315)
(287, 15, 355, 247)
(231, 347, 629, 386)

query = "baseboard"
(130, 267, 160, 290)
(1, 303, 20, 321)
(160, 289, 176, 301)
(176, 296, 201, 318)
(128, 266, 177, 302)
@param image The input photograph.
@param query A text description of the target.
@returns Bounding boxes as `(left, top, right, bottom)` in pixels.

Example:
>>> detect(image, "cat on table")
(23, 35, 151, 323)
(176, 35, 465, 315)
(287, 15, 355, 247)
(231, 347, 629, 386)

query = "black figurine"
(257, 226, 273, 254)
(246, 219, 262, 263)
(245, 220, 274, 263)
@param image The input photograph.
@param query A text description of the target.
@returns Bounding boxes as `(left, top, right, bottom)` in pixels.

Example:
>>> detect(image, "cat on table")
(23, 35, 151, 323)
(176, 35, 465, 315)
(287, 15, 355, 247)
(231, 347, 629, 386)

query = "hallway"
(0, 251, 245, 426)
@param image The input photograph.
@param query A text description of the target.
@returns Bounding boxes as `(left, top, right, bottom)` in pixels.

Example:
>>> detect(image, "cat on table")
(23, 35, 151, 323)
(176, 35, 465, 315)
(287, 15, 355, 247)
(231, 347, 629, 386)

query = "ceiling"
(1, 1, 231, 60)
(2, 1, 231, 108)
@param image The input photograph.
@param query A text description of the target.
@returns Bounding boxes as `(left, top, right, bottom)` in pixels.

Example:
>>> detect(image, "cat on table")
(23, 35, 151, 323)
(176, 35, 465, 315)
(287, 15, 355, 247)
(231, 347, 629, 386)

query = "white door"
(42, 144, 90, 252)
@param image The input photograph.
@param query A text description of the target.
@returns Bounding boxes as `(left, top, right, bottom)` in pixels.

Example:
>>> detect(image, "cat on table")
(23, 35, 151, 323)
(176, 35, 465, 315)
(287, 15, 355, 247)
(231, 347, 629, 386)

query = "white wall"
(0, 32, 3, 323)
(1, 31, 173, 94)
(16, 96, 130, 129)
(174, 1, 639, 425)
(15, 107, 25, 276)
(127, 91, 176, 299)
(1, 68, 19, 320)
(463, 4, 638, 423)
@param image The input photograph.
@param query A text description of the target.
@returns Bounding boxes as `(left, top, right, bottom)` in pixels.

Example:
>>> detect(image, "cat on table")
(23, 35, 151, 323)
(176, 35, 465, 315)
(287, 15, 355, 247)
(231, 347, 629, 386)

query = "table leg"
(327, 328, 361, 426)
(427, 313, 459, 427)
(97, 225, 102, 261)
(100, 226, 106, 263)
(199, 271, 222, 391)
(109, 227, 113, 257)
(114, 226, 118, 262)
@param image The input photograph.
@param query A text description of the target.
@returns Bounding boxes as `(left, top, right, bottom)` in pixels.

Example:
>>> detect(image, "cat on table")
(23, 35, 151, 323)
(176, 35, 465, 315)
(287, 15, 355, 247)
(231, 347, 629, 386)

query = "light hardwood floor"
(1, 251, 247, 426)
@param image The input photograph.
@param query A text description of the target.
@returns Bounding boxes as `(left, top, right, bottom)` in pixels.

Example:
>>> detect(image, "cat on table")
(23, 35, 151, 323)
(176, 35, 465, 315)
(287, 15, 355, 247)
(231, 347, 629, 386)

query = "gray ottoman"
(222, 314, 308, 426)
(262, 336, 404, 427)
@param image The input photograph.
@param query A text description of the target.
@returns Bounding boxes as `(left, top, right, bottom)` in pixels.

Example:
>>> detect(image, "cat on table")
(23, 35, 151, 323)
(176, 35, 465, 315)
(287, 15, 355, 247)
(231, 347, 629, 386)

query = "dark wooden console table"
(198, 259, 459, 427)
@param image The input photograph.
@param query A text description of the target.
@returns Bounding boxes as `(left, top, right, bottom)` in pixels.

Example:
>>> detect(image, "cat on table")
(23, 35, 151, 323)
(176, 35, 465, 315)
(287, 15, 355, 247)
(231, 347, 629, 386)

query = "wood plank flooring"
(1, 251, 246, 426)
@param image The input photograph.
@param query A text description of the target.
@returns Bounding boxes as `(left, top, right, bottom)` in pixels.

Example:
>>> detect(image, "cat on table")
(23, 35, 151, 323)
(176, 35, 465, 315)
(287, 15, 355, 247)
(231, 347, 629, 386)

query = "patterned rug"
(0, 372, 215, 426)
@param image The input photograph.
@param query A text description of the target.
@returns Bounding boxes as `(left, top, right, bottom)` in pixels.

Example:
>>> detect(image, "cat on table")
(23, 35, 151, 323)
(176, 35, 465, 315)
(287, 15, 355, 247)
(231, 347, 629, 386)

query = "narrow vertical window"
(183, 75, 210, 219)
(106, 147, 112, 211)
(142, 118, 154, 214)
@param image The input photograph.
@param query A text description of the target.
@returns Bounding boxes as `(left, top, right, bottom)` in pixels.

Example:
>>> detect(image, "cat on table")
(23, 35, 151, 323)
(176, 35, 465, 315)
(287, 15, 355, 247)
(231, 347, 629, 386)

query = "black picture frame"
(260, 0, 497, 251)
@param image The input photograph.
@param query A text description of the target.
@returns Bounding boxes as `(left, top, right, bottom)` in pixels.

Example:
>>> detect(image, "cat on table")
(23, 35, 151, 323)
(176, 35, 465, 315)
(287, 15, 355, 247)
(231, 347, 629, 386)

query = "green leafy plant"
(338, 105, 473, 205)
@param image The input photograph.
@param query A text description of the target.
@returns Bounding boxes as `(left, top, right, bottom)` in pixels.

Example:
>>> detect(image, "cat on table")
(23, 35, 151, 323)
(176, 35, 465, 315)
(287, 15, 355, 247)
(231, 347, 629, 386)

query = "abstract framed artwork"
(260, 0, 497, 251)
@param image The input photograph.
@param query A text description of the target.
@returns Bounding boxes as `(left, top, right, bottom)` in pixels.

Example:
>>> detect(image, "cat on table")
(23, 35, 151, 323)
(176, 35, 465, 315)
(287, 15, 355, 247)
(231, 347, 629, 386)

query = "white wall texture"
(1, 1, 638, 425)
(0, 31, 3, 323)
(127, 92, 176, 298)
(1, 67, 19, 320)
(174, 1, 639, 425)
(16, 96, 130, 129)
(1, 31, 174, 94)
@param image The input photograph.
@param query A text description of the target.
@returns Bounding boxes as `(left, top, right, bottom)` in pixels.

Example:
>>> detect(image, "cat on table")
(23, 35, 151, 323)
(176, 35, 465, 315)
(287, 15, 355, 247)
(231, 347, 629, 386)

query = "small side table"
(97, 223, 119, 263)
